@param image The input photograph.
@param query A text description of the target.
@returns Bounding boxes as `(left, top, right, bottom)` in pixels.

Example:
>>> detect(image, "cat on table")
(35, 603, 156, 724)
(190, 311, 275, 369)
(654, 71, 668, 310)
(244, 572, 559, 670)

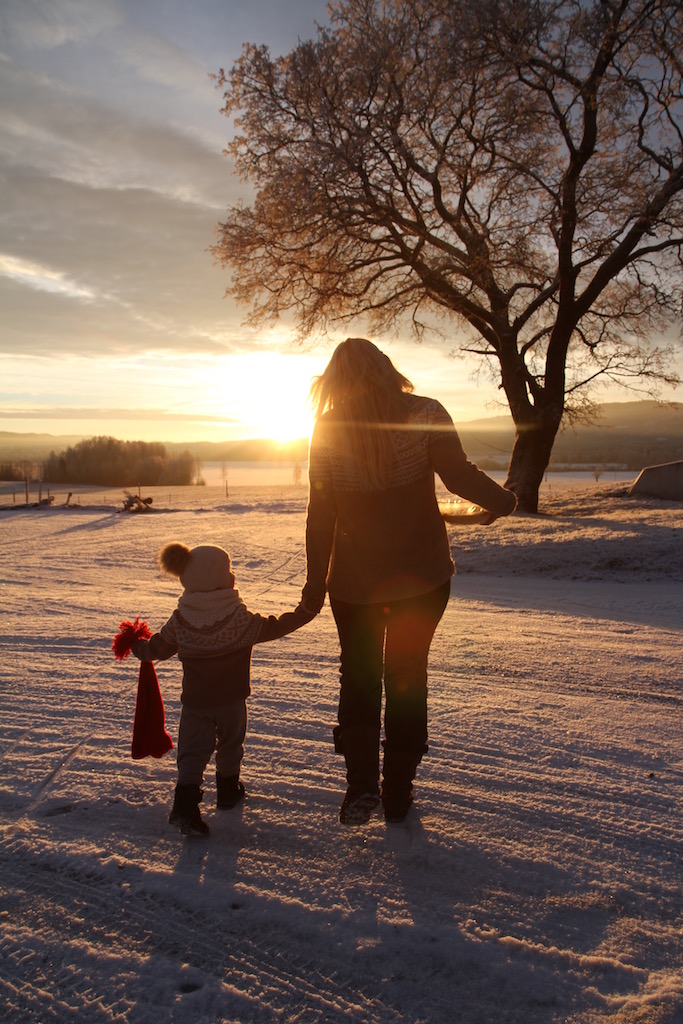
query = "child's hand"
(130, 639, 145, 660)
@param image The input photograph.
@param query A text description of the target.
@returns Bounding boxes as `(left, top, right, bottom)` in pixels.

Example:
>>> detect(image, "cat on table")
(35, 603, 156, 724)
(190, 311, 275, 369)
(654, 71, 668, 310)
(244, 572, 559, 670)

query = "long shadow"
(454, 573, 682, 631)
(378, 802, 650, 1024)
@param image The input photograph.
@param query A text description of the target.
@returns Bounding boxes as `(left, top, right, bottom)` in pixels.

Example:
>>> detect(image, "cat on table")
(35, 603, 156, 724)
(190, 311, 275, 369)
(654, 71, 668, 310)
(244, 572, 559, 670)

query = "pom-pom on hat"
(159, 542, 233, 593)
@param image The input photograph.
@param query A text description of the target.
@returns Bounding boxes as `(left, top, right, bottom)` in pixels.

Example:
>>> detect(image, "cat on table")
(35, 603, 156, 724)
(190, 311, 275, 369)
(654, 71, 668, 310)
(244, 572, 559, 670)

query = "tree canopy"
(213, 0, 683, 510)
(42, 437, 201, 487)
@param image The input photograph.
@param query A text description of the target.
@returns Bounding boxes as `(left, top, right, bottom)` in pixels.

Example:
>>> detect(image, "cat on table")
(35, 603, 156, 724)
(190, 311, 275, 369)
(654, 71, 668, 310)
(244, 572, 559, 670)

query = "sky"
(0, 0, 680, 446)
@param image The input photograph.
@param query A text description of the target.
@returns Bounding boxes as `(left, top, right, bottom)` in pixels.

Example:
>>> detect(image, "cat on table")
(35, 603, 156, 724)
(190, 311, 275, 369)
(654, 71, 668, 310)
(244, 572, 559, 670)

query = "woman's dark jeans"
(330, 580, 451, 759)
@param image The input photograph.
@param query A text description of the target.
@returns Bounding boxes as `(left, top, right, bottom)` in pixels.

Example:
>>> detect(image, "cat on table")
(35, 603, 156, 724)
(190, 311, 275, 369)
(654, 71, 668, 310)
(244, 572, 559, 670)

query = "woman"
(303, 338, 516, 825)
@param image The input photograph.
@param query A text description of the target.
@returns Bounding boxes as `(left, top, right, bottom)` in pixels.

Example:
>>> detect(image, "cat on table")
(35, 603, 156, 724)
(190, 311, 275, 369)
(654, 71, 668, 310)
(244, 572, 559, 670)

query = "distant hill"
(454, 401, 683, 470)
(0, 431, 86, 460)
(1, 401, 681, 471)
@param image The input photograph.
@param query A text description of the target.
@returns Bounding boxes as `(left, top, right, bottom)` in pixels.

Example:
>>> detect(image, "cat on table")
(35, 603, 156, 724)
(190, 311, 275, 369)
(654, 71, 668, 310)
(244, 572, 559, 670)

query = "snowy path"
(0, 486, 681, 1023)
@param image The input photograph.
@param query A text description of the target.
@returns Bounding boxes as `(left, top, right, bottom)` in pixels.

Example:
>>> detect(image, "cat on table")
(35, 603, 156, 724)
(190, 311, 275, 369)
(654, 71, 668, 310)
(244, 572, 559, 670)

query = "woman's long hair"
(309, 338, 414, 489)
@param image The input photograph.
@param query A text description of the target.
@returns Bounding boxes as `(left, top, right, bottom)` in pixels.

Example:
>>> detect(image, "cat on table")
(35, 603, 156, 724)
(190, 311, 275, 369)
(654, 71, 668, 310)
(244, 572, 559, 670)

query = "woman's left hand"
(301, 583, 326, 614)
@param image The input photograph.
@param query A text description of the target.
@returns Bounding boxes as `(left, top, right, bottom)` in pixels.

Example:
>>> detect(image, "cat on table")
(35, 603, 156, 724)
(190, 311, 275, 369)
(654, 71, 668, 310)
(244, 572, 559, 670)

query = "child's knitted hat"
(159, 542, 233, 593)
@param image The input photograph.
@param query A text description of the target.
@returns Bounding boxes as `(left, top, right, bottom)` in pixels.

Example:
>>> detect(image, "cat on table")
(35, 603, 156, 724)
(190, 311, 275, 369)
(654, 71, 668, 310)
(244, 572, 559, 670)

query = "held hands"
(293, 598, 322, 622)
(301, 582, 326, 616)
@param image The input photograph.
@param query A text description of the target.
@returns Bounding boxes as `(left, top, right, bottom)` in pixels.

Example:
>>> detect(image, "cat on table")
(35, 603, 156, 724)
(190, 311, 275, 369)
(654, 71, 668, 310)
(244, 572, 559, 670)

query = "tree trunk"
(504, 417, 561, 513)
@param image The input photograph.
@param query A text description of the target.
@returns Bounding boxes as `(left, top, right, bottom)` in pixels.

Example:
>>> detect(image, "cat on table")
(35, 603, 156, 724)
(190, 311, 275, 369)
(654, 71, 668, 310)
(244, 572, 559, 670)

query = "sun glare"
(219, 352, 322, 442)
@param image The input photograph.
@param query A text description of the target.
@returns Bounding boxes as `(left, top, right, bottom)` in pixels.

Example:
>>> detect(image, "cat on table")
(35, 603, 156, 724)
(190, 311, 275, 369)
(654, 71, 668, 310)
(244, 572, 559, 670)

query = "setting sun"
(216, 351, 324, 442)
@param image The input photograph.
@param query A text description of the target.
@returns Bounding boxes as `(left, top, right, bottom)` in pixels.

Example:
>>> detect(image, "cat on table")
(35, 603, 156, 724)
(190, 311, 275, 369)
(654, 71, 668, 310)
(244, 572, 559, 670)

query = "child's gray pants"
(176, 699, 247, 786)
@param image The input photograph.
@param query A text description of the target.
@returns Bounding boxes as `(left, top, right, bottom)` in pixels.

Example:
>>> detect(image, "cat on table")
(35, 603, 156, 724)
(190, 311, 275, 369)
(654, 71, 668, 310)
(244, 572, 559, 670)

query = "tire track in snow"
(1, 738, 89, 838)
(0, 834, 409, 1024)
(0, 730, 30, 761)
(244, 547, 307, 598)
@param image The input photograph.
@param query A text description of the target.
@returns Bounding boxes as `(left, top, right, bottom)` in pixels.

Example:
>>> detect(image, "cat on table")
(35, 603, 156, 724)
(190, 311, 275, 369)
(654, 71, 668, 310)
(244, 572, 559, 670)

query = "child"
(131, 541, 316, 836)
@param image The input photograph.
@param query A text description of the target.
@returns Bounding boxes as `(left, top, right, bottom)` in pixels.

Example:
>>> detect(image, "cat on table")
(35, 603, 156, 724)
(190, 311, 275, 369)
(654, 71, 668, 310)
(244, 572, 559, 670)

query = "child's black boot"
(168, 783, 210, 836)
(216, 772, 245, 809)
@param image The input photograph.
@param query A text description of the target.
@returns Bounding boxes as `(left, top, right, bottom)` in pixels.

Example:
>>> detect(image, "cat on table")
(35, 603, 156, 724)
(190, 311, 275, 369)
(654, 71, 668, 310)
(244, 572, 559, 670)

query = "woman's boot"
(381, 747, 422, 823)
(335, 725, 380, 825)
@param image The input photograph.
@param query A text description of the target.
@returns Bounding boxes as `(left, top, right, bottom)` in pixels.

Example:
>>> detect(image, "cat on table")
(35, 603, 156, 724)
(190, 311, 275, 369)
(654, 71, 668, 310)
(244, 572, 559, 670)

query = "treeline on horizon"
(33, 437, 203, 486)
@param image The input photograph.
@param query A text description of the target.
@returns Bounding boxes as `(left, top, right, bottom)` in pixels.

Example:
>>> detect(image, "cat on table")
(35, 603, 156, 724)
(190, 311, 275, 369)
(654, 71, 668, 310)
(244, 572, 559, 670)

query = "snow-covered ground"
(0, 481, 681, 1024)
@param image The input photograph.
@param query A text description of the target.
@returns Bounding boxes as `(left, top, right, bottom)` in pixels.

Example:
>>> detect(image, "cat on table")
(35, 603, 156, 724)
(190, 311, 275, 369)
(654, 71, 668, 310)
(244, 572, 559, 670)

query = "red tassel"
(113, 618, 173, 760)
(112, 617, 152, 660)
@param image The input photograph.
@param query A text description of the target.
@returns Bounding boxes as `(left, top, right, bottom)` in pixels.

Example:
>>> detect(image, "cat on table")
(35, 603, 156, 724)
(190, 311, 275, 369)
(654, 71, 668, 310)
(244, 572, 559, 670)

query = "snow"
(0, 479, 681, 1024)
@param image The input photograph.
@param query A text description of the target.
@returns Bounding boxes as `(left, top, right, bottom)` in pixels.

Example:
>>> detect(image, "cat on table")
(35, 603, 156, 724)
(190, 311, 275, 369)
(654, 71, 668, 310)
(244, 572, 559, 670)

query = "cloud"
(0, 253, 98, 301)
(0, 405, 240, 424)
(0, 58, 233, 201)
(0, 1, 337, 372)
(0, 92, 245, 359)
(0, 9, 246, 363)
(113, 22, 220, 109)
(0, 0, 122, 52)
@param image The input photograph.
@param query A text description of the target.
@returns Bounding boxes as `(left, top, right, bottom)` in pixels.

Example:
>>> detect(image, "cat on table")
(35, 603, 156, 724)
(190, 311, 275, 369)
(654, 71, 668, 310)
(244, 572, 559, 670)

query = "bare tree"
(212, 0, 683, 511)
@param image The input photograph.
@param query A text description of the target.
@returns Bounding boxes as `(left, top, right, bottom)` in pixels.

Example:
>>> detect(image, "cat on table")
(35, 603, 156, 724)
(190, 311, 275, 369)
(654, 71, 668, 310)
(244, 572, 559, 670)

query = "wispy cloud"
(0, 7, 248, 364)
(0, 253, 97, 301)
(0, 0, 121, 52)
(0, 406, 240, 424)
(1, 59, 233, 203)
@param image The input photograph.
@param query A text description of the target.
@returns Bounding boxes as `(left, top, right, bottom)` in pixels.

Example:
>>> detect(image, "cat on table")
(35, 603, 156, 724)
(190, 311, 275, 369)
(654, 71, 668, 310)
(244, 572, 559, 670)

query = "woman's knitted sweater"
(132, 589, 313, 708)
(304, 394, 517, 605)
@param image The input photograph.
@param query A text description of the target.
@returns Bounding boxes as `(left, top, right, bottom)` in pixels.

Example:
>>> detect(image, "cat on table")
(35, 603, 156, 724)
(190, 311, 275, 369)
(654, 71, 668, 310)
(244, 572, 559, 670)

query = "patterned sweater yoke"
(164, 589, 265, 659)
